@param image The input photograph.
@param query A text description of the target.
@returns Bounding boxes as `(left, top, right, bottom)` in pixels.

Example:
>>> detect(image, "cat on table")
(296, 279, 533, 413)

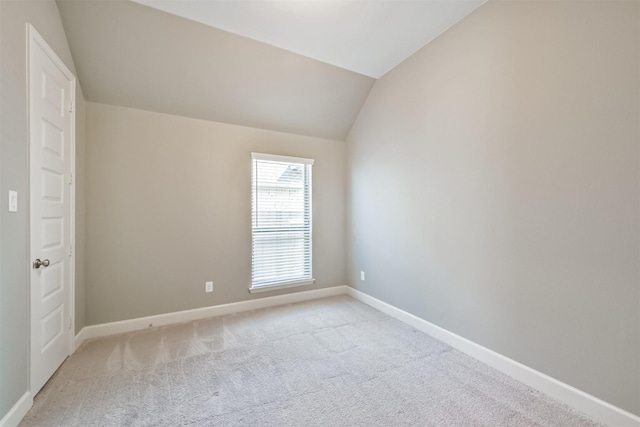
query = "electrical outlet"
(360, 271, 365, 281)
(205, 281, 213, 293)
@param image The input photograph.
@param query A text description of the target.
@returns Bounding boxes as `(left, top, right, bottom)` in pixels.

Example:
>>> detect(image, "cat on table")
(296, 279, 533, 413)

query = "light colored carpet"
(21, 295, 601, 426)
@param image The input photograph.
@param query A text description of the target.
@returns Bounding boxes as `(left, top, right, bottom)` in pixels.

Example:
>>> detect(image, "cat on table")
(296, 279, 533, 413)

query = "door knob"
(33, 259, 50, 269)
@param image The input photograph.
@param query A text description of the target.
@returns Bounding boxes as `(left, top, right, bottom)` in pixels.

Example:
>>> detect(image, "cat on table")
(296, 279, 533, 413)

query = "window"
(250, 153, 314, 292)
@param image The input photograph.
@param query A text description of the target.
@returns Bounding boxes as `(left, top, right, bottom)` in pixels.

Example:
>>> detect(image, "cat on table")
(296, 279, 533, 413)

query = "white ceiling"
(131, 0, 486, 78)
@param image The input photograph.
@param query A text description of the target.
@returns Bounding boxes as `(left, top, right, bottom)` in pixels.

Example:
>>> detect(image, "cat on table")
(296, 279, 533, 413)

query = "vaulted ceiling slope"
(131, 0, 486, 78)
(56, 0, 375, 140)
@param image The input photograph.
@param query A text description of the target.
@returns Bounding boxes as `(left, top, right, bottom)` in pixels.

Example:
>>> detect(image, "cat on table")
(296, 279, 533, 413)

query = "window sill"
(249, 279, 315, 294)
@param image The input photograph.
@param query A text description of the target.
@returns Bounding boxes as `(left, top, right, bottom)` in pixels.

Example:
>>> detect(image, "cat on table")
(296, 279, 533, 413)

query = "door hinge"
(69, 318, 72, 330)
(67, 173, 73, 185)
(69, 245, 73, 257)
(69, 101, 73, 113)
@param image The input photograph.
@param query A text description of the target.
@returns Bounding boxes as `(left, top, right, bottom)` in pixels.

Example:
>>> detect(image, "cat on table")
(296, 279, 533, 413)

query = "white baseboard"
(74, 326, 88, 351)
(0, 392, 32, 427)
(74, 285, 348, 350)
(346, 287, 640, 427)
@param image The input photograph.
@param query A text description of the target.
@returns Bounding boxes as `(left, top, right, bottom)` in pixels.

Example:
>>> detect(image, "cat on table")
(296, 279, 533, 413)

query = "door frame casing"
(26, 23, 76, 394)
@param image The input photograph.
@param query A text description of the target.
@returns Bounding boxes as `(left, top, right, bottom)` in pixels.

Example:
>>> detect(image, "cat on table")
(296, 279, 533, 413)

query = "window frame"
(249, 152, 315, 293)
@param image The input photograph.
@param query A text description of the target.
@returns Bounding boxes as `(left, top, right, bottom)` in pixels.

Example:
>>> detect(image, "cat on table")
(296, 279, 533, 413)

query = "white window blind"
(251, 153, 314, 291)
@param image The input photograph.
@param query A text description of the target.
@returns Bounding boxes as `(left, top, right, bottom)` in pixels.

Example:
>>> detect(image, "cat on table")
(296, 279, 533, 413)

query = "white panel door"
(28, 25, 75, 395)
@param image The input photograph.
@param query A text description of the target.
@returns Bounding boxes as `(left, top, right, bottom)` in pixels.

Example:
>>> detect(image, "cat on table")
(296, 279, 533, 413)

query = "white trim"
(24, 22, 32, 404)
(346, 287, 640, 427)
(251, 152, 315, 165)
(68, 76, 77, 357)
(74, 285, 348, 349)
(73, 327, 89, 352)
(0, 392, 32, 427)
(249, 278, 315, 293)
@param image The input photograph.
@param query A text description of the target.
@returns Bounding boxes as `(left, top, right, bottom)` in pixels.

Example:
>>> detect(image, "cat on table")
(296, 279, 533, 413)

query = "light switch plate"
(8, 191, 17, 212)
(205, 281, 213, 293)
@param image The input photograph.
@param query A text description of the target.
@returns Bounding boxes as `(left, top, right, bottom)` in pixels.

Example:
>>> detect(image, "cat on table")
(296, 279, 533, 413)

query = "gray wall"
(347, 0, 639, 415)
(0, 0, 85, 419)
(84, 102, 346, 325)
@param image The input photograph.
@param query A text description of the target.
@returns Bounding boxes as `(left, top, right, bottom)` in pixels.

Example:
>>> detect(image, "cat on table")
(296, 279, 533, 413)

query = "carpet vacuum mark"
(20, 295, 602, 426)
